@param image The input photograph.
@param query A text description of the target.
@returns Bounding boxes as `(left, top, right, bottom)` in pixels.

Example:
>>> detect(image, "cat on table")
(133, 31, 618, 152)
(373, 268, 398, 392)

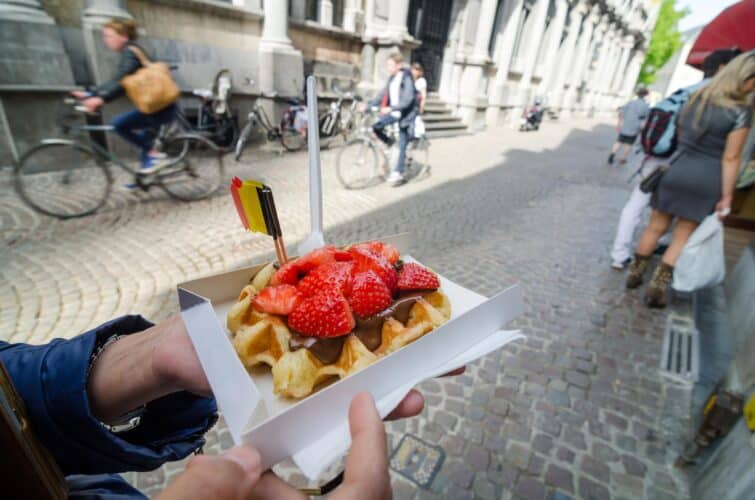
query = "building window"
(488, 0, 506, 58)
(306, 0, 318, 21)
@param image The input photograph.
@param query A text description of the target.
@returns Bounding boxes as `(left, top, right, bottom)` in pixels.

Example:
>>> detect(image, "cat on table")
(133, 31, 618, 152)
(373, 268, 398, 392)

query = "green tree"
(638, 0, 690, 85)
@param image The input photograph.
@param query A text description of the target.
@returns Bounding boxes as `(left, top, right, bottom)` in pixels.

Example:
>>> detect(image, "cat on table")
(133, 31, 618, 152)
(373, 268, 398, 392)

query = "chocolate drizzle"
(288, 290, 434, 364)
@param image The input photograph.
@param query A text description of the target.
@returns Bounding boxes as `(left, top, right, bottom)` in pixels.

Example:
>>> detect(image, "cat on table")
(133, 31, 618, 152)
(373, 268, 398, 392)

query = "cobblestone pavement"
(0, 119, 693, 499)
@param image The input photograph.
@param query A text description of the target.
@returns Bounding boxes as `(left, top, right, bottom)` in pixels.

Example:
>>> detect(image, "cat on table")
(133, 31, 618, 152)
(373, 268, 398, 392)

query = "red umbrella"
(686, 0, 755, 68)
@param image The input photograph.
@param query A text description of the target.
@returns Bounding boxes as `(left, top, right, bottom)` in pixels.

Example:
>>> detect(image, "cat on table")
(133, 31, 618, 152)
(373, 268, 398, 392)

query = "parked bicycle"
(336, 108, 430, 189)
(316, 88, 362, 147)
(234, 97, 307, 160)
(14, 99, 223, 219)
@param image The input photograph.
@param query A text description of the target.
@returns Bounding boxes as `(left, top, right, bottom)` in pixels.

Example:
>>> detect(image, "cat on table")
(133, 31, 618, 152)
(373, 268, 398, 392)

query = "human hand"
(156, 446, 262, 500)
(380, 106, 392, 116)
(358, 103, 367, 113)
(715, 196, 732, 220)
(246, 392, 392, 500)
(71, 90, 89, 100)
(82, 96, 104, 112)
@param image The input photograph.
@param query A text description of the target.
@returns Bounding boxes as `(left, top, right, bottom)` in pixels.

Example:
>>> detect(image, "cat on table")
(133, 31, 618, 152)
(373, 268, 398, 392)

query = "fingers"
(157, 446, 261, 500)
(332, 393, 392, 500)
(248, 472, 308, 500)
(385, 389, 424, 421)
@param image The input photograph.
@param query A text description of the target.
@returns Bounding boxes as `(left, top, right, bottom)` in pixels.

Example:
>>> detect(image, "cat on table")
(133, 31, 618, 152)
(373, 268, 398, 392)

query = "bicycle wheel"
(235, 121, 254, 161)
(159, 136, 224, 201)
(336, 138, 380, 189)
(15, 141, 111, 218)
(280, 126, 306, 152)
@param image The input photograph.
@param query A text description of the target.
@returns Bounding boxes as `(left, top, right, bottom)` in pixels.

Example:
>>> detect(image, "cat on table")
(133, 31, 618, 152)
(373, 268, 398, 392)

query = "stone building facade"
(0, 0, 658, 163)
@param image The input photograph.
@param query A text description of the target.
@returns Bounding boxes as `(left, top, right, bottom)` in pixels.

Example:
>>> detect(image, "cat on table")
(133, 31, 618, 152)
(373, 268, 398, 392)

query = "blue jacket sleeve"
(0, 315, 218, 476)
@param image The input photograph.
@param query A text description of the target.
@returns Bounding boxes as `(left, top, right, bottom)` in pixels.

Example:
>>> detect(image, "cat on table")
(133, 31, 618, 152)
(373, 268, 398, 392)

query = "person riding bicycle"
(72, 19, 176, 172)
(362, 52, 418, 186)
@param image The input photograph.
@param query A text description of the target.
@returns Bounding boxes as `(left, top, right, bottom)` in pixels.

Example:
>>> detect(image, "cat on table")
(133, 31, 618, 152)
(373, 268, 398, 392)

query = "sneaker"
(608, 153, 614, 164)
(385, 170, 404, 185)
(611, 258, 631, 270)
(140, 155, 171, 174)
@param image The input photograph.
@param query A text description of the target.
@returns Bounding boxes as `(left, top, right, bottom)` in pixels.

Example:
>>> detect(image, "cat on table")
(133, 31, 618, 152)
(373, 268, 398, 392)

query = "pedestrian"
(608, 87, 649, 165)
(0, 313, 435, 498)
(411, 62, 427, 138)
(626, 51, 755, 308)
(363, 52, 418, 186)
(609, 49, 743, 269)
(72, 19, 177, 172)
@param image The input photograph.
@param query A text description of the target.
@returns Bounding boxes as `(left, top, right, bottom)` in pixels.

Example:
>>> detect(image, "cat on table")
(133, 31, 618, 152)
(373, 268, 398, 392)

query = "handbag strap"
(126, 45, 151, 67)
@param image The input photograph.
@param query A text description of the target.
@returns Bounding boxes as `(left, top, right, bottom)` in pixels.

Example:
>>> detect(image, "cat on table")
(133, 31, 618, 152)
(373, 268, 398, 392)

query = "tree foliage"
(638, 0, 690, 85)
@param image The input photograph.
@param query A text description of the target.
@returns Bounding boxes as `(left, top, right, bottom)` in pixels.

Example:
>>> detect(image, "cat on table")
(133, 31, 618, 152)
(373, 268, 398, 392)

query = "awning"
(686, 0, 755, 68)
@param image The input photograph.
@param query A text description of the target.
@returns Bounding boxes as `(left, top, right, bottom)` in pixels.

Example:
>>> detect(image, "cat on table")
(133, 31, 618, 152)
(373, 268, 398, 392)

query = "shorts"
(617, 134, 637, 145)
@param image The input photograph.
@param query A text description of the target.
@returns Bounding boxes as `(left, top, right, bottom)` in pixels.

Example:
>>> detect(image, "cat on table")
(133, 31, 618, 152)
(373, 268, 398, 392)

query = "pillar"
(343, 0, 362, 32)
(536, 0, 568, 100)
(610, 37, 633, 93)
(0, 0, 53, 23)
(548, 2, 584, 111)
(561, 5, 598, 112)
(258, 0, 303, 98)
(384, 0, 410, 40)
(582, 20, 611, 112)
(82, 0, 132, 24)
(621, 48, 644, 98)
(485, 0, 525, 126)
(319, 0, 334, 26)
(457, 0, 501, 126)
(514, 0, 550, 111)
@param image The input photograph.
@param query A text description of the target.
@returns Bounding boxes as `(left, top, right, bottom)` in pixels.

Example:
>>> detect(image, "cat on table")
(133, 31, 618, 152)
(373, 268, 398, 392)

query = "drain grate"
(659, 314, 699, 383)
(389, 434, 445, 488)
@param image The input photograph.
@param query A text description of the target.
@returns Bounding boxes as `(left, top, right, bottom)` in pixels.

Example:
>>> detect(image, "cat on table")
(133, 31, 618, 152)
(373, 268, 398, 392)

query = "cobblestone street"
(1, 119, 693, 499)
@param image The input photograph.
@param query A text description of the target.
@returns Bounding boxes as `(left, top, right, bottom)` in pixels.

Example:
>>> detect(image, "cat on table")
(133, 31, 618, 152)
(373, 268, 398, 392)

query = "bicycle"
(14, 99, 224, 219)
(335, 109, 430, 190)
(317, 88, 362, 147)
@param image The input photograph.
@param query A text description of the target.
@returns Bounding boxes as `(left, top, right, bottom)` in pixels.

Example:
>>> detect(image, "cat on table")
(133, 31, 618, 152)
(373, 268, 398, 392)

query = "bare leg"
(636, 210, 673, 256)
(660, 217, 700, 266)
(619, 144, 632, 162)
(610, 142, 621, 154)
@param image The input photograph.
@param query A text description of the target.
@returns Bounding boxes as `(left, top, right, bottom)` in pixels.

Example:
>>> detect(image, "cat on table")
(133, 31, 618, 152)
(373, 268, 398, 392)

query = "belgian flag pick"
(230, 177, 288, 265)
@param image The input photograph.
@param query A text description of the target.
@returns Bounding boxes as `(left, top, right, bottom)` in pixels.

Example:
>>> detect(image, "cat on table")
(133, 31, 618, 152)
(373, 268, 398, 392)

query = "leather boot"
(626, 254, 651, 289)
(645, 263, 674, 308)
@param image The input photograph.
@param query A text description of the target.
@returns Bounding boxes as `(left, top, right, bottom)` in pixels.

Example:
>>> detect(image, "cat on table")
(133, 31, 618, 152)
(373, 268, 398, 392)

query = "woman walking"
(626, 51, 755, 308)
(74, 19, 176, 171)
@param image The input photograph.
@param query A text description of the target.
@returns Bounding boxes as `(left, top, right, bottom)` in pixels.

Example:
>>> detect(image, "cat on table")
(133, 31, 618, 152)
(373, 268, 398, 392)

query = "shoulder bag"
(121, 45, 180, 114)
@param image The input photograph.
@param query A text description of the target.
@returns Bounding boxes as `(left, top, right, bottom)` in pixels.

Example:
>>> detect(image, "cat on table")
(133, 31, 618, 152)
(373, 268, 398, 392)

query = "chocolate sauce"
(289, 290, 435, 363)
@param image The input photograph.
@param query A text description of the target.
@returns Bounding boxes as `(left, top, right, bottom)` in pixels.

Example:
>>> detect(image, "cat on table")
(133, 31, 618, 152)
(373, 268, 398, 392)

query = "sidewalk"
(0, 119, 692, 498)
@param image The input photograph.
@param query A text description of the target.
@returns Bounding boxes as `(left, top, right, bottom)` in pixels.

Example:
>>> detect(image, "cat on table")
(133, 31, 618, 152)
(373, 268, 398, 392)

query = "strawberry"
(270, 261, 300, 286)
(350, 241, 400, 264)
(251, 285, 304, 315)
(288, 289, 355, 337)
(397, 262, 440, 291)
(295, 245, 340, 272)
(348, 271, 393, 318)
(298, 261, 355, 296)
(348, 246, 399, 292)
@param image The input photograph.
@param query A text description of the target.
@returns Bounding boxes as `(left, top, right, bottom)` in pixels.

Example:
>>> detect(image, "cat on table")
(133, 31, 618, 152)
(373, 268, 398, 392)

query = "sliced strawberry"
(348, 271, 393, 318)
(295, 245, 339, 272)
(251, 285, 304, 315)
(349, 246, 399, 292)
(298, 261, 355, 296)
(270, 261, 300, 286)
(350, 241, 400, 264)
(397, 262, 440, 291)
(288, 289, 355, 337)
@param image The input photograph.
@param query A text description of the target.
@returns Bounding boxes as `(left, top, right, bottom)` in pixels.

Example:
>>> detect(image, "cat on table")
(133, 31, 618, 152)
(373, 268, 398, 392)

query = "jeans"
(110, 104, 177, 158)
(372, 114, 409, 174)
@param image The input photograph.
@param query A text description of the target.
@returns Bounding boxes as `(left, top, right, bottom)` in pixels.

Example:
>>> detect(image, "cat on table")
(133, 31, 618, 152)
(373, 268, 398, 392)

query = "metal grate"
(659, 314, 699, 383)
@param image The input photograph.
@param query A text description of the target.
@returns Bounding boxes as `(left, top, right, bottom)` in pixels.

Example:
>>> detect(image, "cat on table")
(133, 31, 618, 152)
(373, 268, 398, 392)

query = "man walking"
(366, 52, 418, 186)
(608, 87, 649, 165)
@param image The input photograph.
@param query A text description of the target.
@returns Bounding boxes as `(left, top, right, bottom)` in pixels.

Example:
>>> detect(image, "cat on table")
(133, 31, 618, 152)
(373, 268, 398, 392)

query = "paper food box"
(178, 234, 525, 480)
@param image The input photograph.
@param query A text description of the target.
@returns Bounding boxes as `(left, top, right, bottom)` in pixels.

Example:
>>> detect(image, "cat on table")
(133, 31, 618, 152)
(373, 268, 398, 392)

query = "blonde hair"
(686, 51, 755, 126)
(104, 18, 138, 40)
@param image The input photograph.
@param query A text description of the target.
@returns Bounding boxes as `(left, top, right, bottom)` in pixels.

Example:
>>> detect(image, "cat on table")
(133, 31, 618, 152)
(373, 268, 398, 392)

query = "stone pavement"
(0, 119, 693, 499)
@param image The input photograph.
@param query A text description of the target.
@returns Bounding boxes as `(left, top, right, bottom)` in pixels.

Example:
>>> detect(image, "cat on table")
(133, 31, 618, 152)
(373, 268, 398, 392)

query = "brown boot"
(626, 254, 651, 289)
(645, 263, 674, 308)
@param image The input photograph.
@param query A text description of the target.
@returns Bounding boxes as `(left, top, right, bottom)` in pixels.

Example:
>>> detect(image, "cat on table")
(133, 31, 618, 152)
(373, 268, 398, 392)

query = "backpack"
(639, 81, 706, 157)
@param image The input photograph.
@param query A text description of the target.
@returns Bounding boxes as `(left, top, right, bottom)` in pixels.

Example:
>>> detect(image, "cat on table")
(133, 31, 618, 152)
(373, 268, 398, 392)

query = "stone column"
(319, 0, 334, 26)
(548, 2, 584, 111)
(536, 0, 568, 100)
(610, 37, 633, 93)
(485, 0, 525, 126)
(0, 0, 53, 23)
(561, 5, 598, 113)
(259, 0, 304, 98)
(582, 20, 611, 113)
(620, 48, 644, 98)
(515, 0, 550, 109)
(457, 0, 501, 126)
(82, 0, 132, 24)
(384, 0, 410, 40)
(343, 0, 362, 32)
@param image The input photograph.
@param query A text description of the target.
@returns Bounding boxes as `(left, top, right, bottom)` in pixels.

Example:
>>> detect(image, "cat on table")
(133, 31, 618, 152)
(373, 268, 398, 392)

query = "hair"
(701, 48, 743, 78)
(686, 51, 755, 126)
(104, 18, 138, 40)
(636, 87, 649, 97)
(411, 62, 424, 74)
(387, 52, 404, 64)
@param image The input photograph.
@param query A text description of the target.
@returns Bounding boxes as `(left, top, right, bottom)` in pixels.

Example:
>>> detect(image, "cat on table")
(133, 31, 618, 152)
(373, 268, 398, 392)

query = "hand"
(358, 103, 367, 113)
(156, 446, 262, 500)
(715, 196, 733, 220)
(82, 96, 104, 112)
(380, 106, 392, 116)
(246, 393, 392, 500)
(71, 90, 89, 100)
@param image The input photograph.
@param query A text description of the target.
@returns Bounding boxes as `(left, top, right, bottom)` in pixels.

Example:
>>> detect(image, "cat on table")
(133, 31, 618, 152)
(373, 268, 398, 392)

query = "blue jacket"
(0, 315, 218, 499)
(368, 67, 418, 128)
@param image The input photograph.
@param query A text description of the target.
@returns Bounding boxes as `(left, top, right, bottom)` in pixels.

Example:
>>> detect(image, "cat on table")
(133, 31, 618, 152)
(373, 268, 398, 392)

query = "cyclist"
(362, 52, 418, 186)
(73, 19, 176, 172)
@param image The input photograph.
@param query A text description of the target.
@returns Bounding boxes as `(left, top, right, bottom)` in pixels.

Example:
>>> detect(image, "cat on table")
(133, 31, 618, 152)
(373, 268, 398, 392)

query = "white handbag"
(672, 214, 725, 292)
